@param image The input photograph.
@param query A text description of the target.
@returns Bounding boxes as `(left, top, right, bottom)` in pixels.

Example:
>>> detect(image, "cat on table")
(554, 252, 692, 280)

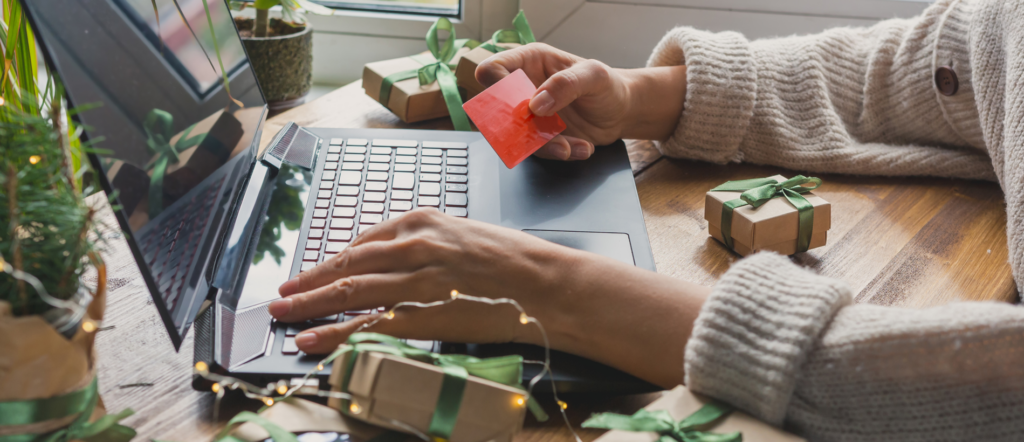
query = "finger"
(476, 43, 577, 88)
(295, 314, 382, 354)
(532, 135, 571, 160)
(270, 272, 421, 322)
(348, 207, 439, 248)
(531, 59, 613, 117)
(279, 239, 422, 296)
(565, 136, 595, 161)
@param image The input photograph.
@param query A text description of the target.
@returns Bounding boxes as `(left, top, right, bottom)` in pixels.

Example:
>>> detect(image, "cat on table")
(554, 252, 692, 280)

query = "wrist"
(620, 65, 687, 141)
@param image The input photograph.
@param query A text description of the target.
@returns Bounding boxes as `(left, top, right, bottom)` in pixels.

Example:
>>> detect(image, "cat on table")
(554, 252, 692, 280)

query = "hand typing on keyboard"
(267, 207, 712, 388)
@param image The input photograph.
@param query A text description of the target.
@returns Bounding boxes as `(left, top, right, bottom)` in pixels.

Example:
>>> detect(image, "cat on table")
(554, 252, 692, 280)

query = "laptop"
(23, 0, 658, 393)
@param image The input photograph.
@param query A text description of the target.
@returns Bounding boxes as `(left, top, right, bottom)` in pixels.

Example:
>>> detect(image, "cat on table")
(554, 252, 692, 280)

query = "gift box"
(455, 44, 520, 98)
(590, 386, 805, 442)
(705, 175, 830, 256)
(227, 397, 409, 442)
(328, 335, 529, 442)
(363, 46, 472, 124)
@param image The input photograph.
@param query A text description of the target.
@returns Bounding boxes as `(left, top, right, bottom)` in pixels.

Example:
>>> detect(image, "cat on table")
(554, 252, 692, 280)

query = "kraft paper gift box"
(363, 47, 472, 124)
(592, 386, 805, 442)
(228, 397, 414, 442)
(455, 43, 521, 98)
(328, 349, 528, 442)
(705, 175, 831, 256)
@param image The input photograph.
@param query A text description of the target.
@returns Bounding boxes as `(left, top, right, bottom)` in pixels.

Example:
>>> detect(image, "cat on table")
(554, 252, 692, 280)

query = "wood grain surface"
(93, 81, 1017, 442)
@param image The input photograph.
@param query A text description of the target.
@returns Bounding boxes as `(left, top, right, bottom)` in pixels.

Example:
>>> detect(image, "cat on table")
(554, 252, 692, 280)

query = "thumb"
(530, 59, 612, 117)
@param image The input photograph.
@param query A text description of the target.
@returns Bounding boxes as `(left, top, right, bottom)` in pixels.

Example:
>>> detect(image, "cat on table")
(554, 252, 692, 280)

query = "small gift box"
(454, 11, 536, 98)
(226, 397, 406, 442)
(705, 175, 830, 256)
(588, 386, 805, 442)
(328, 333, 539, 442)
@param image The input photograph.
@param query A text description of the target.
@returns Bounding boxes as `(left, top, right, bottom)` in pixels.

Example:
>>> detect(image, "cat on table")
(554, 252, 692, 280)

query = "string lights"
(191, 289, 583, 442)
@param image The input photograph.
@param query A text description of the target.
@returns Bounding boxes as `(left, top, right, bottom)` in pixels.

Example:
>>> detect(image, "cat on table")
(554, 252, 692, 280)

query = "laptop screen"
(24, 0, 267, 348)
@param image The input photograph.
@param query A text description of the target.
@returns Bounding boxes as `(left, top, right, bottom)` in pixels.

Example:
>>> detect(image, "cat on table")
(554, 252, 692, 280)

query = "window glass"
(314, 0, 459, 17)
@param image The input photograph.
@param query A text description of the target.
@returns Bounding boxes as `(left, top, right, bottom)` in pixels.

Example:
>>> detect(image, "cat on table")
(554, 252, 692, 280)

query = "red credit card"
(462, 69, 567, 169)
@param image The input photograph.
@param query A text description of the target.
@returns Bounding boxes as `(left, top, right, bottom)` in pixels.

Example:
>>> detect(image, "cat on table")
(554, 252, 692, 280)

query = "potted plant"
(232, 0, 334, 112)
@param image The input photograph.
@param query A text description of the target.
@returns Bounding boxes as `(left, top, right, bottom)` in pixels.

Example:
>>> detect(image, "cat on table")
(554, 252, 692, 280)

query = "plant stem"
(255, 8, 269, 38)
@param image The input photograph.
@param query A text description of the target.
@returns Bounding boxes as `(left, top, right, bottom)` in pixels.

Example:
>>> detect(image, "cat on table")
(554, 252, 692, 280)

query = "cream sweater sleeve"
(647, 0, 996, 181)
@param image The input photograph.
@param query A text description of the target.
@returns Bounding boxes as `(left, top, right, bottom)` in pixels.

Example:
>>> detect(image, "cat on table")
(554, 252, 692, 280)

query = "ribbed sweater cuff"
(646, 27, 757, 164)
(684, 253, 853, 425)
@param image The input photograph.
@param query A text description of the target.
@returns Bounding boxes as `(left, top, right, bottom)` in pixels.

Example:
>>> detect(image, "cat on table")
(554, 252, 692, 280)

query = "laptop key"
(319, 181, 334, 189)
(446, 158, 468, 166)
(315, 199, 330, 209)
(347, 138, 368, 146)
(343, 154, 365, 162)
(420, 165, 442, 173)
(311, 219, 326, 229)
(371, 147, 393, 155)
(328, 230, 352, 242)
(421, 149, 443, 157)
(372, 139, 417, 147)
(325, 242, 348, 253)
(445, 207, 468, 217)
(388, 212, 405, 220)
(335, 196, 357, 207)
(395, 163, 416, 172)
(358, 224, 375, 234)
(396, 148, 417, 156)
(446, 166, 468, 174)
(447, 150, 468, 158)
(303, 250, 319, 261)
(333, 207, 356, 218)
(393, 173, 415, 189)
(342, 162, 363, 170)
(330, 218, 354, 229)
(368, 163, 390, 171)
(326, 154, 340, 162)
(395, 156, 416, 164)
(329, 138, 344, 146)
(418, 196, 441, 207)
(362, 203, 385, 213)
(391, 190, 413, 200)
(318, 190, 332, 199)
(328, 145, 342, 154)
(419, 183, 441, 196)
(345, 146, 367, 154)
(314, 314, 339, 322)
(305, 240, 322, 250)
(364, 192, 386, 202)
(366, 172, 389, 181)
(300, 262, 315, 272)
(337, 186, 360, 196)
(390, 201, 413, 211)
(313, 209, 328, 219)
(365, 182, 387, 192)
(369, 154, 390, 163)
(419, 174, 441, 182)
(360, 213, 383, 224)
(322, 171, 336, 181)
(282, 337, 300, 355)
(323, 162, 338, 170)
(421, 157, 442, 165)
(422, 141, 467, 149)
(445, 183, 468, 192)
(445, 193, 467, 206)
(444, 173, 468, 183)
(308, 229, 324, 239)
(338, 171, 362, 185)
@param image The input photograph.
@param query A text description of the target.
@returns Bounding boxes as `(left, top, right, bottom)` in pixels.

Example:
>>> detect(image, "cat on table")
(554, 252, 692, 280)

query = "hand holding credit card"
(462, 69, 567, 169)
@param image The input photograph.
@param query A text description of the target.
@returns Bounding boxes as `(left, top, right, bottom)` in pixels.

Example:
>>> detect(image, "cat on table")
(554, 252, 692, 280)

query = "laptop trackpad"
(523, 230, 634, 266)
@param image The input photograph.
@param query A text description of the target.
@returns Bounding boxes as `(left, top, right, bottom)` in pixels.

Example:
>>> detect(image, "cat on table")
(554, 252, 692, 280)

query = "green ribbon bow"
(582, 404, 741, 442)
(710, 175, 822, 253)
(378, 18, 480, 132)
(0, 377, 136, 442)
(479, 10, 536, 53)
(143, 109, 205, 219)
(327, 332, 547, 441)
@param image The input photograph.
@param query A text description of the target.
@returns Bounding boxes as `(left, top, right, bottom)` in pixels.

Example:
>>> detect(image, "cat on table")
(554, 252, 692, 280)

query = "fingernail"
(531, 90, 555, 115)
(569, 140, 592, 160)
(544, 143, 570, 160)
(296, 332, 318, 348)
(279, 277, 300, 295)
(268, 299, 292, 317)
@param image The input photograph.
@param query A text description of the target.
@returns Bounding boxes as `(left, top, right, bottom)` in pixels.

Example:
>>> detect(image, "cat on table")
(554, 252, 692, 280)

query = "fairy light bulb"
(519, 313, 529, 325)
(81, 320, 97, 333)
(29, 155, 41, 165)
(558, 400, 568, 410)
(515, 396, 525, 406)
(349, 402, 362, 414)
(385, 310, 395, 319)
(450, 290, 459, 299)
(0, 96, 5, 106)
(276, 384, 288, 395)
(262, 397, 275, 406)
(211, 383, 221, 393)
(195, 361, 209, 373)
(317, 363, 325, 371)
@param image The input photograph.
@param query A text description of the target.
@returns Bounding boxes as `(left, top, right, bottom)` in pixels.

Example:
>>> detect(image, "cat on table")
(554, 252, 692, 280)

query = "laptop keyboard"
(277, 137, 468, 355)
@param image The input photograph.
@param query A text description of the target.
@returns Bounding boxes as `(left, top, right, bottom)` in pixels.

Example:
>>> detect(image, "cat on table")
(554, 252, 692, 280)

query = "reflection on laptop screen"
(24, 0, 266, 347)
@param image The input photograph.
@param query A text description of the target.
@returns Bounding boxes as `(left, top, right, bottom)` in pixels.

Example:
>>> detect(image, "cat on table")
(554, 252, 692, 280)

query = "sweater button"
(935, 66, 959, 96)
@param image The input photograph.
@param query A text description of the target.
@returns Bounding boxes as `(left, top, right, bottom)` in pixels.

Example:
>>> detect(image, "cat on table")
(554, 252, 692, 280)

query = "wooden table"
(94, 81, 1019, 441)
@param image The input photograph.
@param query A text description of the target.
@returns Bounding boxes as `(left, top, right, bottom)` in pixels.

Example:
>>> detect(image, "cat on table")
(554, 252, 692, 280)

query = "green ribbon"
(377, 18, 479, 131)
(710, 175, 822, 253)
(142, 109, 205, 219)
(0, 377, 136, 442)
(479, 10, 536, 53)
(582, 404, 741, 442)
(327, 332, 548, 441)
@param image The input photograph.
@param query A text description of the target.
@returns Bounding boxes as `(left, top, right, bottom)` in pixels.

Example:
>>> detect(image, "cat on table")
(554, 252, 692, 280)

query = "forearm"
(619, 65, 687, 141)
(539, 249, 710, 388)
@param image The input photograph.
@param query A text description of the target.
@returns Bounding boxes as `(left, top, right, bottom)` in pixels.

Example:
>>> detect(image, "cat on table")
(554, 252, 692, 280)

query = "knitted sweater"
(647, 0, 1024, 440)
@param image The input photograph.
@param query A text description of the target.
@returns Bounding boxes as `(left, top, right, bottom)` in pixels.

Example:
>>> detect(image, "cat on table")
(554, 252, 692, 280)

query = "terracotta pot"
(235, 17, 314, 112)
